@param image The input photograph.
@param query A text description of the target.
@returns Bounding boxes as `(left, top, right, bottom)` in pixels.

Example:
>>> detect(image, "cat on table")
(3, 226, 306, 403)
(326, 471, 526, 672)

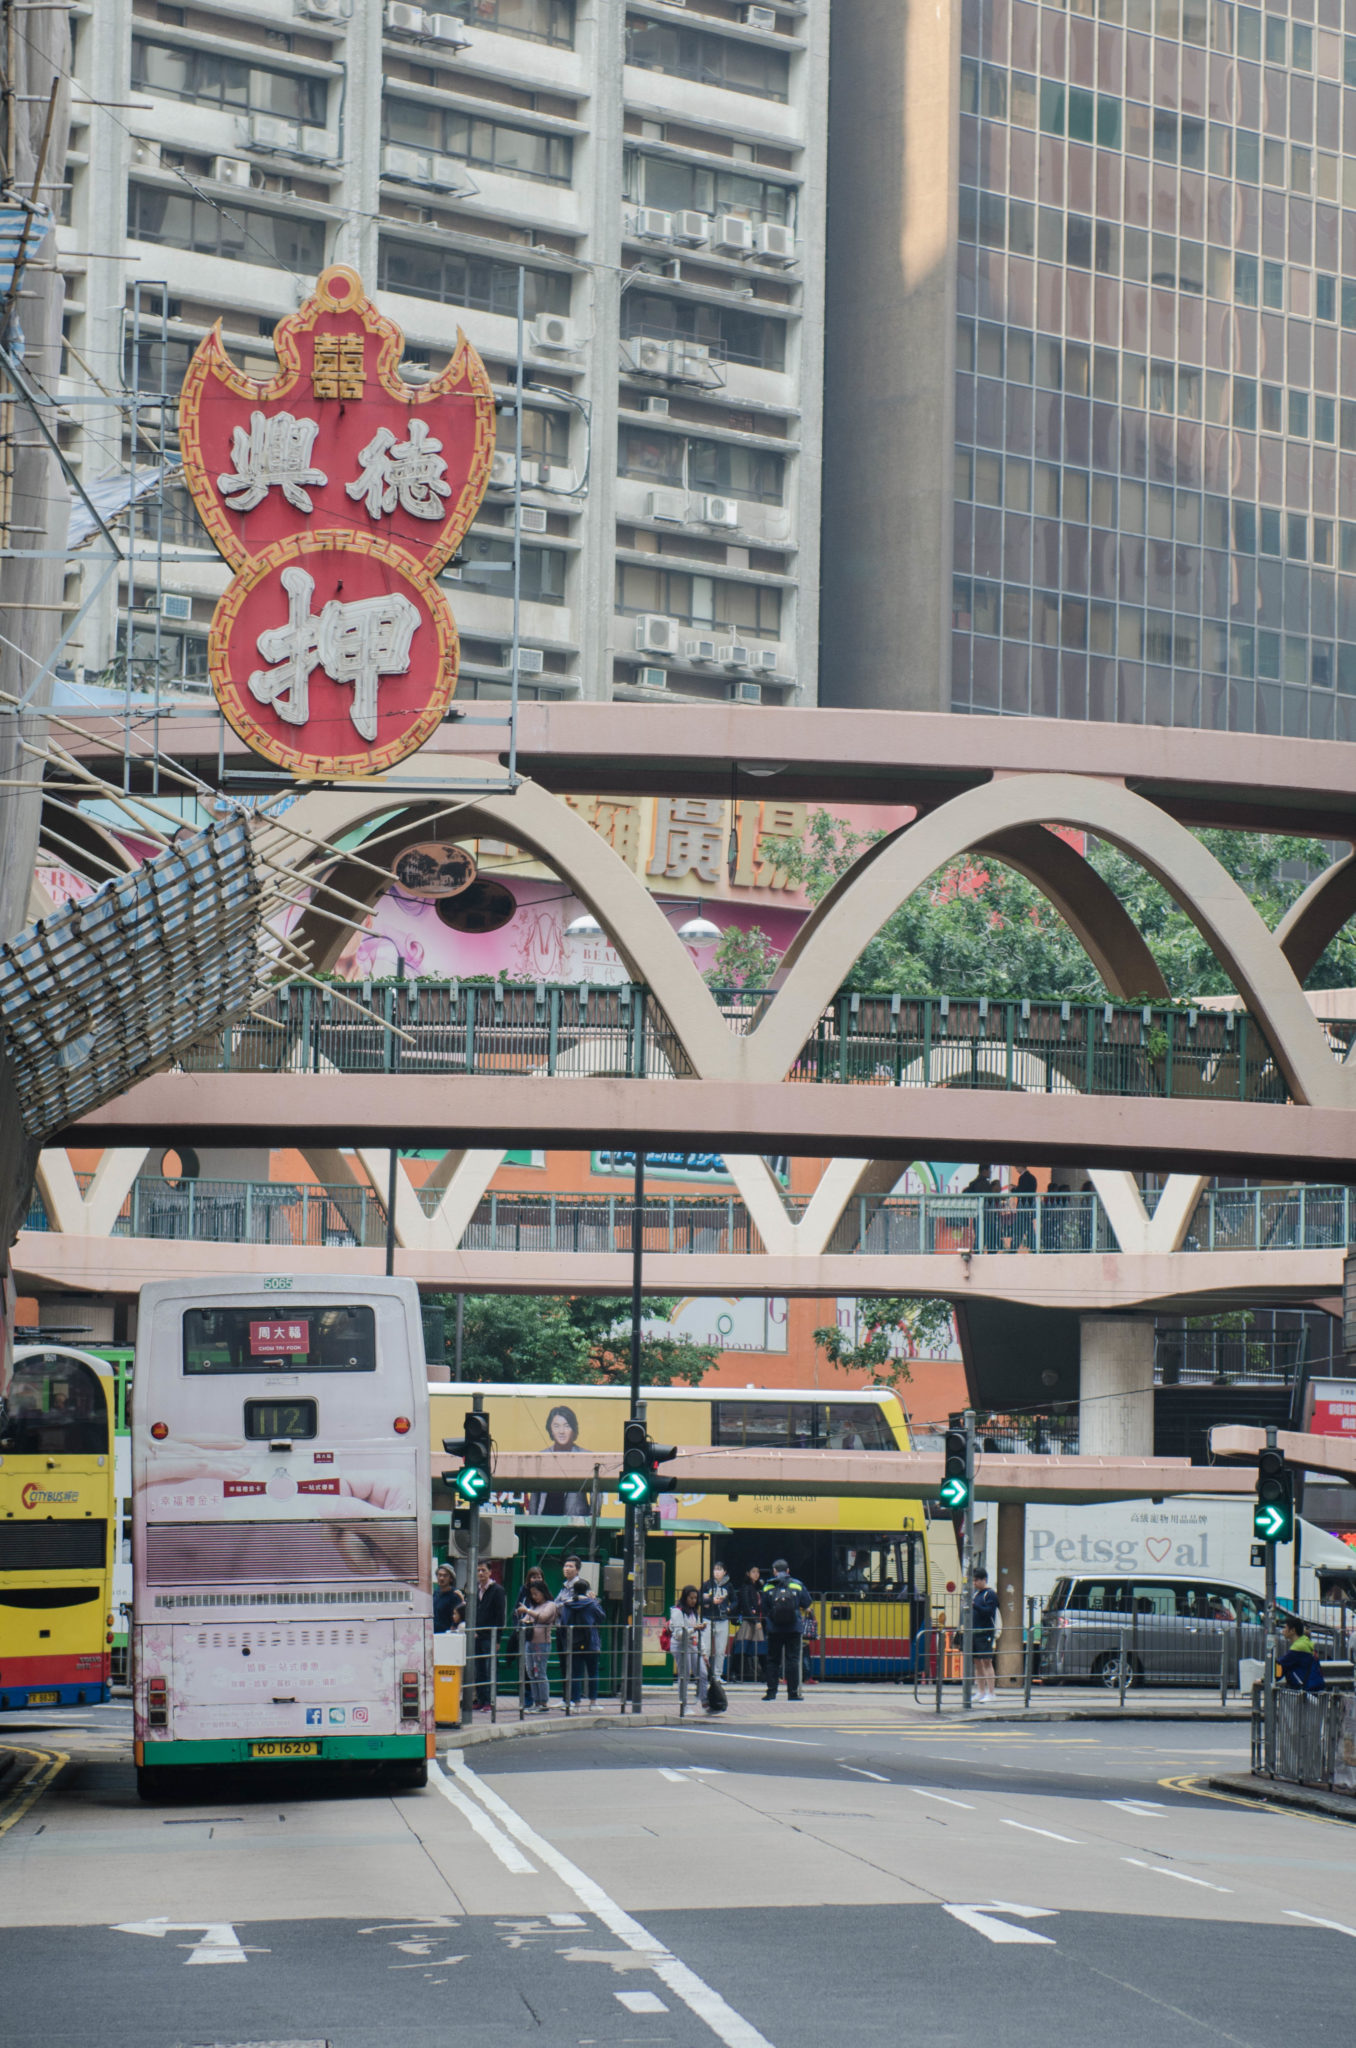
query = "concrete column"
(995, 1502, 1025, 1687)
(1079, 1316, 1155, 1456)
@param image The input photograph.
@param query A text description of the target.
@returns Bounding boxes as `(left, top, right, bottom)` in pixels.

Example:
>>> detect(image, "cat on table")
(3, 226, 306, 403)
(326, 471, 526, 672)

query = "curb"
(918, 1707, 1250, 1724)
(1208, 1772, 1356, 1824)
(438, 1709, 695, 1750)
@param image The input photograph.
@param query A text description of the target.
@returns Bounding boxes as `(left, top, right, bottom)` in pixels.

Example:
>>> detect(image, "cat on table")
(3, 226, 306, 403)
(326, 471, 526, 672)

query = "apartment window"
(384, 97, 571, 184)
(621, 291, 785, 372)
(618, 425, 784, 504)
(377, 239, 570, 316)
(451, 536, 566, 603)
(438, 0, 574, 45)
(132, 37, 327, 124)
(496, 405, 570, 462)
(625, 153, 795, 229)
(615, 563, 781, 638)
(127, 184, 327, 273)
(624, 19, 790, 102)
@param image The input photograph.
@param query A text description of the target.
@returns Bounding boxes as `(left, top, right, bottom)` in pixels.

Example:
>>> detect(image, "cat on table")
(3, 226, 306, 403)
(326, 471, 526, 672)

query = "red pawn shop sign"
(180, 263, 495, 776)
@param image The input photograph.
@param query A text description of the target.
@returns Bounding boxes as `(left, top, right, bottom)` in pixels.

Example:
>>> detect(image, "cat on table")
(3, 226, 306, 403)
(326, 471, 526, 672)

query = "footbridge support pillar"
(1078, 1316, 1155, 1456)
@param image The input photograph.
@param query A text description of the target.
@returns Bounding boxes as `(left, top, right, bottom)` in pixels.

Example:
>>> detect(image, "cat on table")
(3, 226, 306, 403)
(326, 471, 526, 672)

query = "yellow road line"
(0, 1746, 68, 1840)
(1157, 1771, 1348, 1829)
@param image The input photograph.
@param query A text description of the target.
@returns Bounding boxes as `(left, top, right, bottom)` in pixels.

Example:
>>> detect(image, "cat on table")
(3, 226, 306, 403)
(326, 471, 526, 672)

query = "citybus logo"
(20, 1484, 78, 1508)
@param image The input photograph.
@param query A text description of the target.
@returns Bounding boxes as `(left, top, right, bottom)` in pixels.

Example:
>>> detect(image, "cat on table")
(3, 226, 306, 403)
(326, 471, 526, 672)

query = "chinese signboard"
(180, 264, 494, 776)
(1306, 1379, 1356, 1437)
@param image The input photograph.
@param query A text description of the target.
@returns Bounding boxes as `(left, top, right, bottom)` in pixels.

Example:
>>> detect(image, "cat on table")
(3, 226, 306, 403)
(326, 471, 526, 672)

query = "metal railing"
(167, 981, 1352, 1104)
(1253, 1686, 1356, 1789)
(1183, 1184, 1356, 1251)
(98, 1175, 388, 1248)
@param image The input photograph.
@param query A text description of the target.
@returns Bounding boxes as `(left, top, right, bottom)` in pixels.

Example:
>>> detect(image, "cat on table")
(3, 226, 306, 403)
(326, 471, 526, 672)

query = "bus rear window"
(183, 1307, 377, 1374)
(1, 1354, 109, 1456)
(0, 1521, 107, 1571)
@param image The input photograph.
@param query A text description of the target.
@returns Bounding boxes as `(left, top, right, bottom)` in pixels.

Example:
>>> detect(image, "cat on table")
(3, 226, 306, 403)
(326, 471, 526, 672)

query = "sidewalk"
(1208, 1772, 1356, 1823)
(437, 1679, 1250, 1748)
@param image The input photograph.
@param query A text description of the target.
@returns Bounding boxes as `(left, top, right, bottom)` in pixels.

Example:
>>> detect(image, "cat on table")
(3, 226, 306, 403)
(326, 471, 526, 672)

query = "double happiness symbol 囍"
(179, 265, 495, 776)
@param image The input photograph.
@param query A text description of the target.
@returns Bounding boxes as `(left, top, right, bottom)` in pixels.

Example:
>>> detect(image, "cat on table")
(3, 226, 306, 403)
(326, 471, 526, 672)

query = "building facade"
(822, 0, 1356, 744)
(63, 0, 827, 709)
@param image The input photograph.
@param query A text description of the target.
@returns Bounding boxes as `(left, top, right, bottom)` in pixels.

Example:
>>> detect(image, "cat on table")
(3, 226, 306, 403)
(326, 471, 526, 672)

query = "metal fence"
(1183, 1184, 1356, 1251)
(1252, 1687, 1356, 1790)
(167, 980, 1355, 1103)
(99, 1175, 389, 1248)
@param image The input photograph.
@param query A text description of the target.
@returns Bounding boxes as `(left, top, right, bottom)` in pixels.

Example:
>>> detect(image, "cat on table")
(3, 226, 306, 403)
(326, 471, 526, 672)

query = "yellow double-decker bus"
(430, 1382, 929, 1677)
(0, 1346, 116, 1709)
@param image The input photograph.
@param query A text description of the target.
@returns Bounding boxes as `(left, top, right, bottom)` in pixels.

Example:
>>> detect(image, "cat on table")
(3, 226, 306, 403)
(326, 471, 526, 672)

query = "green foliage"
(704, 922, 783, 990)
(431, 1292, 717, 1388)
(812, 1296, 955, 1390)
(776, 812, 1356, 999)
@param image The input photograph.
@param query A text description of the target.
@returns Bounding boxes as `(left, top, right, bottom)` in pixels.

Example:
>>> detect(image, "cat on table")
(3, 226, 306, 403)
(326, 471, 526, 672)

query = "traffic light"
(1254, 1445, 1294, 1544)
(618, 1419, 676, 1506)
(443, 1410, 492, 1506)
(939, 1425, 971, 1513)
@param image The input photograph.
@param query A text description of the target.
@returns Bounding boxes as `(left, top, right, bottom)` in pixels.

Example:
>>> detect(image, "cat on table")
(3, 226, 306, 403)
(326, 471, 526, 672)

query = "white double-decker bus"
(132, 1276, 432, 1799)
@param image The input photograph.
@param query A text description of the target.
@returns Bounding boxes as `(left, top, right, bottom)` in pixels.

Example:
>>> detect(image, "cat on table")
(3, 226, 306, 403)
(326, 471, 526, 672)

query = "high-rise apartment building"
(63, 0, 827, 710)
(822, 0, 1356, 744)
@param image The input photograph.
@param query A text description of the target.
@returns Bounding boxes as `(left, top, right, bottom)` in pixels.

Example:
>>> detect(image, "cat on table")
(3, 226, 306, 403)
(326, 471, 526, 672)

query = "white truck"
(1023, 1497, 1354, 1611)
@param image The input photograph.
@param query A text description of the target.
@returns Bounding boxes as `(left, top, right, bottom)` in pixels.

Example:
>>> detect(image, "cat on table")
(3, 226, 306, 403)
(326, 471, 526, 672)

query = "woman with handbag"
(668, 1584, 704, 1707)
(514, 1567, 557, 1715)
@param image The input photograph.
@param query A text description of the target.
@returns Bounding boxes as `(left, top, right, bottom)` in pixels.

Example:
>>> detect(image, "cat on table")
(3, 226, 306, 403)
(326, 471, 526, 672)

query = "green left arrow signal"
(453, 1464, 491, 1504)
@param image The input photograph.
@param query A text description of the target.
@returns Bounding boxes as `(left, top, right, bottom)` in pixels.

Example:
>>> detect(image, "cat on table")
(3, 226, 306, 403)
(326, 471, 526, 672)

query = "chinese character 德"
(647, 797, 726, 885)
(217, 410, 328, 514)
(248, 565, 420, 743)
(346, 419, 450, 522)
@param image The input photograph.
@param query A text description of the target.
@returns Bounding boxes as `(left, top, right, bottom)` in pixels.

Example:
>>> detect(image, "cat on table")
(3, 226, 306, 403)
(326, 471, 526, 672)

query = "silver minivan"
(1040, 1574, 1267, 1687)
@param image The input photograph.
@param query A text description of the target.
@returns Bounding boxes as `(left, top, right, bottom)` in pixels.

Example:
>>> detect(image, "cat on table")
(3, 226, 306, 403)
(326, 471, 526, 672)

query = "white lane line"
(658, 1769, 690, 1783)
(943, 1903, 1057, 1946)
(1104, 1799, 1166, 1816)
(617, 1990, 670, 2013)
(447, 1754, 773, 2048)
(841, 1766, 889, 1783)
(1121, 1859, 1231, 1892)
(428, 1758, 536, 1874)
(1000, 1819, 1080, 1843)
(679, 1729, 822, 1748)
(902, 1786, 975, 1809)
(1285, 1911, 1356, 1939)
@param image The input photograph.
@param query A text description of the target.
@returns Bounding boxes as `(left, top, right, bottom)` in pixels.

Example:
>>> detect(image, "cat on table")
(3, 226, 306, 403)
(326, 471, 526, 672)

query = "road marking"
(447, 1753, 773, 2048)
(617, 1991, 670, 2014)
(113, 1918, 254, 1964)
(658, 1769, 690, 1782)
(943, 1903, 1057, 1946)
(1121, 1859, 1231, 1892)
(1104, 1799, 1166, 1816)
(1285, 1911, 1356, 1938)
(903, 1786, 974, 1809)
(429, 1758, 536, 1874)
(1000, 1819, 1080, 1843)
(841, 1766, 889, 1782)
(549, 1914, 586, 1926)
(0, 1746, 66, 1839)
(680, 1729, 822, 1748)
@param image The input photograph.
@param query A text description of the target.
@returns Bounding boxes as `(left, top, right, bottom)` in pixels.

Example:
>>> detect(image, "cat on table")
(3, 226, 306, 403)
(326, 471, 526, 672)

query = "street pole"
(384, 1145, 398, 1279)
(624, 1150, 646, 1710)
(630, 1399, 647, 1711)
(1263, 1424, 1277, 1774)
(459, 1389, 483, 1731)
(961, 1408, 975, 1712)
(454, 1291, 464, 1379)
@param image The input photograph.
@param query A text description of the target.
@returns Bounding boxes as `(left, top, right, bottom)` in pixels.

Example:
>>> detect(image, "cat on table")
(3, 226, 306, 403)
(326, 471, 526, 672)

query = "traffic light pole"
(961, 1409, 975, 1713)
(459, 1390, 484, 1731)
(625, 1152, 645, 1712)
(627, 1400, 647, 1710)
(1263, 1424, 1277, 1775)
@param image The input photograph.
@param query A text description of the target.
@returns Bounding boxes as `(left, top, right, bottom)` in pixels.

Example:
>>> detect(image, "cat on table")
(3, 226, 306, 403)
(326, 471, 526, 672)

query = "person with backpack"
(762, 1558, 812, 1701)
(1278, 1613, 1326, 1693)
(562, 1574, 606, 1707)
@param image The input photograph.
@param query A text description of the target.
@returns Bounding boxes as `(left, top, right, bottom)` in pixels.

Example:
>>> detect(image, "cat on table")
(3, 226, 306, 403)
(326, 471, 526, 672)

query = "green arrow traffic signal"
(938, 1473, 970, 1511)
(453, 1462, 491, 1504)
(939, 1425, 971, 1513)
(1253, 1501, 1289, 1541)
(1253, 1446, 1293, 1544)
(617, 1465, 652, 1506)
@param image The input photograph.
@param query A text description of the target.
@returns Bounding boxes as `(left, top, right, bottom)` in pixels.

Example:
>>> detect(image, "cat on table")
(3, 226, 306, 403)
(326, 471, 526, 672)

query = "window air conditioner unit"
(244, 114, 298, 152)
(131, 138, 161, 170)
(734, 679, 763, 703)
(428, 154, 473, 191)
(296, 128, 335, 161)
(531, 312, 578, 352)
(489, 451, 517, 488)
(745, 4, 778, 27)
(296, 0, 353, 18)
(718, 643, 753, 669)
(633, 208, 674, 241)
(635, 614, 680, 655)
(511, 647, 545, 675)
(426, 14, 472, 43)
(519, 505, 548, 534)
(636, 666, 669, 690)
(754, 647, 781, 670)
(713, 215, 754, 255)
(754, 222, 796, 262)
(385, 2, 428, 31)
(213, 156, 253, 188)
(700, 495, 739, 528)
(643, 395, 670, 416)
(671, 211, 709, 247)
(382, 144, 431, 182)
(672, 344, 712, 382)
(646, 488, 686, 523)
(161, 593, 193, 623)
(684, 638, 719, 664)
(632, 335, 673, 374)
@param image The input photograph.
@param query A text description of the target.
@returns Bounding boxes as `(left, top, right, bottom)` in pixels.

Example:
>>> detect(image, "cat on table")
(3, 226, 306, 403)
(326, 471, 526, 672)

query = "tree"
(812, 1297, 956, 1390)
(704, 922, 782, 990)
(430, 1292, 717, 1387)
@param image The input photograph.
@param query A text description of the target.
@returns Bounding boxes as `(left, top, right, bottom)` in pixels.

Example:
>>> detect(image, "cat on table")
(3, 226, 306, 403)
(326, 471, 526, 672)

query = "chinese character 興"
(248, 565, 420, 742)
(346, 419, 450, 522)
(218, 410, 328, 514)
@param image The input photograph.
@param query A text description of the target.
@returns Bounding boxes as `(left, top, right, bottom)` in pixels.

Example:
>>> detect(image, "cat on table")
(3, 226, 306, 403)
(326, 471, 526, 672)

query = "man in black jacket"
(762, 1558, 812, 1701)
(473, 1561, 506, 1710)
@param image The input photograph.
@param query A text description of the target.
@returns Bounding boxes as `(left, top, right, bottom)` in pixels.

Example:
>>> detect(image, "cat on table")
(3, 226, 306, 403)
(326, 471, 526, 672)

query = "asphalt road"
(2, 1703, 1354, 2048)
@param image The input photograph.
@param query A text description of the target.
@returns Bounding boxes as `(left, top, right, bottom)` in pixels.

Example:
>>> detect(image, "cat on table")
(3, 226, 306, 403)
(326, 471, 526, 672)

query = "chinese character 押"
(248, 565, 420, 743)
(218, 410, 328, 514)
(346, 419, 450, 522)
